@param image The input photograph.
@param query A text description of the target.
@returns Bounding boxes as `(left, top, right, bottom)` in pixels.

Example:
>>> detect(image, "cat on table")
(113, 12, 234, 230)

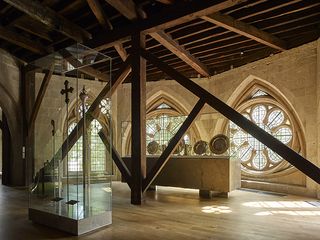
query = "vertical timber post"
(131, 32, 147, 205)
(23, 67, 36, 186)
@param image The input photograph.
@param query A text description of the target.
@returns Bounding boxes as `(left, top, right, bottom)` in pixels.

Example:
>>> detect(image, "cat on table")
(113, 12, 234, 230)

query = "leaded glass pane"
(251, 105, 266, 123)
(157, 103, 171, 109)
(90, 120, 105, 172)
(238, 146, 251, 162)
(274, 127, 292, 144)
(252, 152, 267, 170)
(233, 131, 246, 146)
(252, 90, 268, 98)
(268, 110, 284, 128)
(99, 98, 111, 115)
(68, 122, 83, 172)
(268, 148, 282, 163)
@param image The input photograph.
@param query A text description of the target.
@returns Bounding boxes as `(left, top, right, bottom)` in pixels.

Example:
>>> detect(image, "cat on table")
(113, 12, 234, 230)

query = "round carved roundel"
(193, 140, 208, 155)
(147, 141, 159, 154)
(209, 134, 230, 154)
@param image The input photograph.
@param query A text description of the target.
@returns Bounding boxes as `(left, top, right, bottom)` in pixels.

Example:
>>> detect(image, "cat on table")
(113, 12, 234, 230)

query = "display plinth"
(29, 208, 111, 235)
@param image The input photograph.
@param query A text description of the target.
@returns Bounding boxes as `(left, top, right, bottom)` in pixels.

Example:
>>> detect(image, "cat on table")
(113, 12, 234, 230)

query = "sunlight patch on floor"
(201, 205, 232, 214)
(243, 201, 317, 208)
(255, 211, 320, 216)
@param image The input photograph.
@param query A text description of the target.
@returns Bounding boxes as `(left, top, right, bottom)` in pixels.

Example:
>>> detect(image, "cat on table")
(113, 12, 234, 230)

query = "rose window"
(230, 103, 293, 174)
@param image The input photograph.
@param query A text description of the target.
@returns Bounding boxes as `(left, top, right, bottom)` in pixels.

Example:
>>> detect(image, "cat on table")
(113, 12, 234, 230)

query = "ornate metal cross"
(60, 80, 74, 104)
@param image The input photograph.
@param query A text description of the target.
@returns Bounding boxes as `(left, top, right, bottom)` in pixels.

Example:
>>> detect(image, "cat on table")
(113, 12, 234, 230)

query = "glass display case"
(28, 44, 113, 235)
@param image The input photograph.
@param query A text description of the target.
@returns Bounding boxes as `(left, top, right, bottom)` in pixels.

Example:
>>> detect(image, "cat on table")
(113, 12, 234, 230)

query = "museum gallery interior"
(0, 0, 320, 239)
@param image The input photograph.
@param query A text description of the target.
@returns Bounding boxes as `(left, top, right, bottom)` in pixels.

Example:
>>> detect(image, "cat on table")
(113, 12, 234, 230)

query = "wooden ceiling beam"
(86, 0, 246, 50)
(106, 0, 210, 76)
(0, 26, 48, 54)
(3, 0, 92, 42)
(87, 0, 113, 30)
(150, 31, 210, 76)
(13, 18, 53, 42)
(114, 43, 128, 61)
(156, 0, 175, 4)
(105, 0, 138, 20)
(201, 12, 287, 51)
(87, 0, 128, 61)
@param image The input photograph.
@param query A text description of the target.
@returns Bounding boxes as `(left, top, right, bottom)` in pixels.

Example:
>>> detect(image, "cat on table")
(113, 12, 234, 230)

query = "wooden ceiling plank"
(0, 26, 48, 54)
(13, 18, 53, 42)
(202, 12, 287, 51)
(87, 0, 247, 50)
(107, 0, 210, 76)
(3, 0, 92, 42)
(150, 31, 210, 77)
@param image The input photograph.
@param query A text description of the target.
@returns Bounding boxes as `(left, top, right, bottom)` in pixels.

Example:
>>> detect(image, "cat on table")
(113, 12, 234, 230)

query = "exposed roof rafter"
(3, 0, 92, 42)
(106, 0, 211, 76)
(87, 0, 113, 30)
(150, 31, 210, 77)
(0, 26, 49, 54)
(202, 11, 288, 51)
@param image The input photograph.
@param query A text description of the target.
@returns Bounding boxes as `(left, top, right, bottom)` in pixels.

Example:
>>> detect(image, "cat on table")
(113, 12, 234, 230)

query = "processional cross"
(60, 80, 74, 104)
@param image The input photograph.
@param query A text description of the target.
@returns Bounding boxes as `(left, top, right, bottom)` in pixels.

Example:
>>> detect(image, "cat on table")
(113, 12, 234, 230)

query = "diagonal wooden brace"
(143, 98, 206, 192)
(98, 130, 132, 189)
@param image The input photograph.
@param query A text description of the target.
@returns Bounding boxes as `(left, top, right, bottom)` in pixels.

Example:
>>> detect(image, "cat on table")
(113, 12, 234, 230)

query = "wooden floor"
(0, 181, 319, 240)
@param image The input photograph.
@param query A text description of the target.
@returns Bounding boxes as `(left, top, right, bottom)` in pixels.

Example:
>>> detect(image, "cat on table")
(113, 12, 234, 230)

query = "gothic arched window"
(229, 89, 304, 177)
(66, 96, 111, 174)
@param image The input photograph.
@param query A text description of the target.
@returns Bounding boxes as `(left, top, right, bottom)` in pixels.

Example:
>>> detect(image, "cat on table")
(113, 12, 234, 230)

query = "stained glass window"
(67, 120, 106, 173)
(99, 98, 111, 116)
(90, 120, 105, 172)
(68, 122, 83, 172)
(156, 103, 171, 109)
(252, 90, 268, 98)
(146, 114, 186, 154)
(230, 101, 294, 173)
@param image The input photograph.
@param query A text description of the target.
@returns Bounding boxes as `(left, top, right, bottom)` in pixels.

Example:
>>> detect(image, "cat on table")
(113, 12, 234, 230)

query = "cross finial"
(60, 80, 74, 104)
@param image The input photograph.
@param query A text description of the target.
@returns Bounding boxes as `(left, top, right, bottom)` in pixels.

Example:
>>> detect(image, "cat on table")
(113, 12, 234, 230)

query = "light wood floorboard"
(0, 182, 319, 240)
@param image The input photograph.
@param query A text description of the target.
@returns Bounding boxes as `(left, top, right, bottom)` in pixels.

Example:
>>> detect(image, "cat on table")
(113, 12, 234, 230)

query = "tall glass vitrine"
(28, 44, 113, 235)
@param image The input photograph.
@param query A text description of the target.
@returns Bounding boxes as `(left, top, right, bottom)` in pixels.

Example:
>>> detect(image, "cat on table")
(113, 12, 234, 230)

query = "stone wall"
(0, 49, 24, 186)
(115, 39, 320, 198)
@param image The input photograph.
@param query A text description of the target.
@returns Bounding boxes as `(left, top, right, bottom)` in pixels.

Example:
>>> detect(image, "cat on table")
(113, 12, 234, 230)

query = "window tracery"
(230, 89, 302, 176)
(66, 96, 111, 173)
